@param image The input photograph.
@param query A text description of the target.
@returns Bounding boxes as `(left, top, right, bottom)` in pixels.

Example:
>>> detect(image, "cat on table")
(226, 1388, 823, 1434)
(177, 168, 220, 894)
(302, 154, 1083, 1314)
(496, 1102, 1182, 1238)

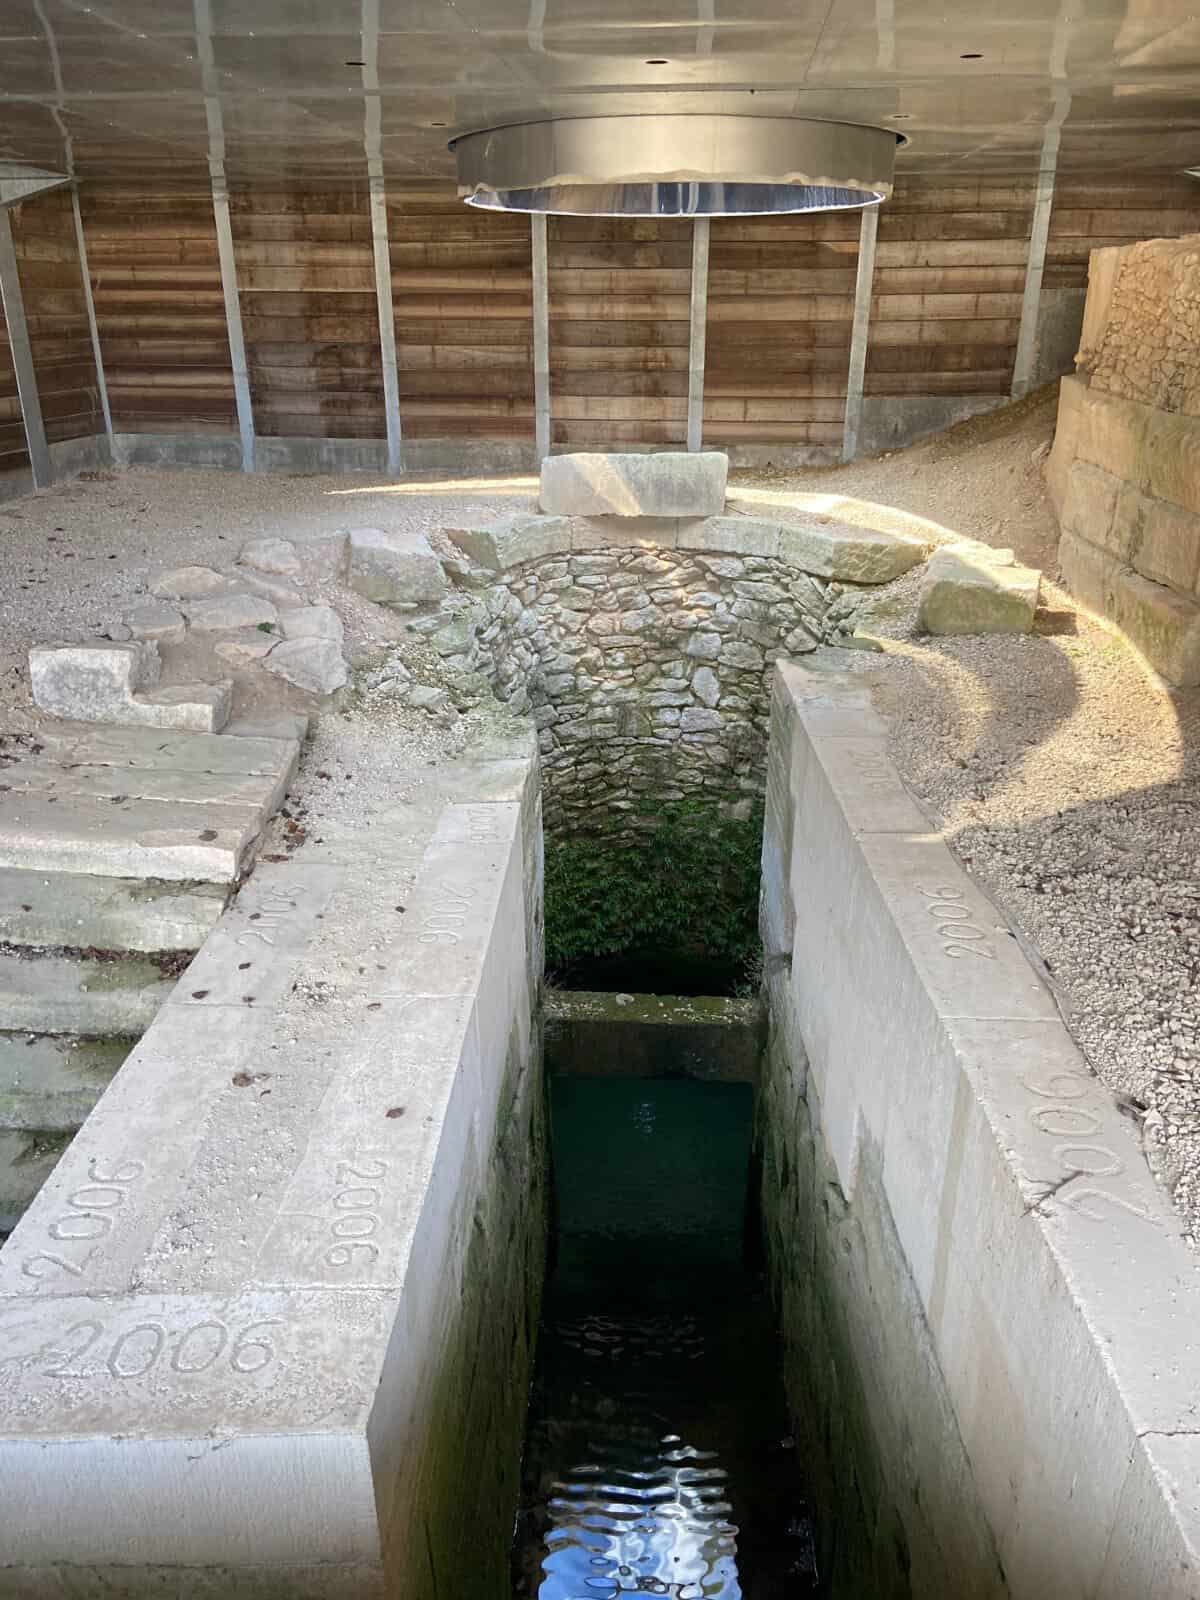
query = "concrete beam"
(842, 204, 878, 462)
(0, 206, 51, 489)
(531, 213, 551, 462)
(687, 217, 710, 453)
(762, 661, 1200, 1596)
(0, 754, 541, 1592)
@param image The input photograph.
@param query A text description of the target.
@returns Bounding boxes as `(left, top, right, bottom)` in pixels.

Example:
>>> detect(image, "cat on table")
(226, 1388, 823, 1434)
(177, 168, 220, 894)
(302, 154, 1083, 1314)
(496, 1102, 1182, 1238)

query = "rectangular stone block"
(677, 512, 782, 559)
(1059, 529, 1200, 685)
(0, 869, 227, 952)
(539, 451, 728, 518)
(0, 767, 540, 1595)
(1059, 459, 1122, 552)
(444, 513, 570, 571)
(762, 662, 1200, 1599)
(1122, 484, 1200, 598)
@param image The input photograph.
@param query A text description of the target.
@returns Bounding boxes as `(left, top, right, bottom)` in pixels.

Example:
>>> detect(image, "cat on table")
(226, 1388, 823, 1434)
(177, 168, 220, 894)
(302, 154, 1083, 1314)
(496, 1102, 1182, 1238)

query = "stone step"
(0, 1129, 69, 1238)
(0, 868, 227, 953)
(0, 1033, 127, 1132)
(22, 722, 299, 777)
(1, 756, 294, 814)
(0, 950, 178, 1036)
(28, 643, 233, 733)
(0, 790, 264, 882)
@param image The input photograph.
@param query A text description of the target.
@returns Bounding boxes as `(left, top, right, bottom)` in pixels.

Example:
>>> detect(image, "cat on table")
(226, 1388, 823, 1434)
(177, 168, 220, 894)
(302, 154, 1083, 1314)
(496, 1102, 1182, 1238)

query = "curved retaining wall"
(760, 660, 1200, 1596)
(439, 510, 925, 827)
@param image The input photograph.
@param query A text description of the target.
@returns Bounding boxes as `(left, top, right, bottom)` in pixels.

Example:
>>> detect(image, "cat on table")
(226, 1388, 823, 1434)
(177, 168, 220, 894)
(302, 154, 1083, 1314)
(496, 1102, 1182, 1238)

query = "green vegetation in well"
(543, 799, 764, 992)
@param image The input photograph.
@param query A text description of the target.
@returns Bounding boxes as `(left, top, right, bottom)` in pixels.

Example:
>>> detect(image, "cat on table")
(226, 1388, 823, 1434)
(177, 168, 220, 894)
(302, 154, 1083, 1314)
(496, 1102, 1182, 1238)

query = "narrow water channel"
(513, 1074, 820, 1598)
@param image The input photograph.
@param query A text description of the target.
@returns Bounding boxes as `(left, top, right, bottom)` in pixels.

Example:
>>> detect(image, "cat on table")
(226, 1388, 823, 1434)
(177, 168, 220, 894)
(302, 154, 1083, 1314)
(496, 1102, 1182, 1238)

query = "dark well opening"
(512, 1074, 821, 1597)
(543, 802, 765, 998)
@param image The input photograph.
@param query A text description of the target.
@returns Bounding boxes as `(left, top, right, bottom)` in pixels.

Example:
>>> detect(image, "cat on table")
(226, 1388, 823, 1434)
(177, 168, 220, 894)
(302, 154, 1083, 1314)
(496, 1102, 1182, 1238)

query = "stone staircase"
(0, 720, 300, 1236)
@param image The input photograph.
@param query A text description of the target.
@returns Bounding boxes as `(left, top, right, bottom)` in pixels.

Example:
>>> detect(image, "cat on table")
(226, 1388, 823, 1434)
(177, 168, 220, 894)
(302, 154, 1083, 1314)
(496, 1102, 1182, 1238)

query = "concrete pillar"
(531, 213, 551, 463)
(842, 205, 878, 462)
(0, 206, 51, 488)
(687, 217, 710, 452)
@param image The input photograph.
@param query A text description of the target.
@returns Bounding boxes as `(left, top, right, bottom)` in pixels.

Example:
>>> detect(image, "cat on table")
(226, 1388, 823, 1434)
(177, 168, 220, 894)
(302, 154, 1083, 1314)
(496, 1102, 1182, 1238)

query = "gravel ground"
(2, 401, 1198, 1236)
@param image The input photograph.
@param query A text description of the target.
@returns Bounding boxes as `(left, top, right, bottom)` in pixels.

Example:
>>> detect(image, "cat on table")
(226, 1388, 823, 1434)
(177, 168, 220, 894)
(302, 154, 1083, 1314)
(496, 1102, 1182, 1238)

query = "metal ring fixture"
(452, 115, 900, 217)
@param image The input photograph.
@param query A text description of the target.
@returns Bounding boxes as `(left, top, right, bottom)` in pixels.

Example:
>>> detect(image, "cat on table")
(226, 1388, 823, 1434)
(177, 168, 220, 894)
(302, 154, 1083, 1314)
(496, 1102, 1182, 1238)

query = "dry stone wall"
(428, 515, 915, 830)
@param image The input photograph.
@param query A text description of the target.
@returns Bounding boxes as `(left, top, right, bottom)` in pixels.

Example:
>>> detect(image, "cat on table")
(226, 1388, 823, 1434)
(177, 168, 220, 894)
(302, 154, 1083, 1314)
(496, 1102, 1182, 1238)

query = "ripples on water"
(513, 1078, 820, 1599)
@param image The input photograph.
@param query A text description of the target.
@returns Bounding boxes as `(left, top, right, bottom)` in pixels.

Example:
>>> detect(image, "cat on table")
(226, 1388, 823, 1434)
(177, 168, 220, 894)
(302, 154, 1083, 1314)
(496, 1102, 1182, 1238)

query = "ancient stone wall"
(430, 511, 926, 830)
(1048, 236, 1200, 684)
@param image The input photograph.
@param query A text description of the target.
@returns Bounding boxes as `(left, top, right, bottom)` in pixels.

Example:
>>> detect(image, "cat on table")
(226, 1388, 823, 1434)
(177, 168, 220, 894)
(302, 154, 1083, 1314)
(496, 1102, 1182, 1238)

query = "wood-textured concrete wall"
(79, 181, 235, 435)
(8, 188, 101, 448)
(2, 172, 1199, 478)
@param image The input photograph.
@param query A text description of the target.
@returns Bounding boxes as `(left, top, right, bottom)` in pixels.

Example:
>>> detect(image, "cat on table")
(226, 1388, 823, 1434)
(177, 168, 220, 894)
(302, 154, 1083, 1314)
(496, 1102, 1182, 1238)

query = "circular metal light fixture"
(451, 114, 899, 218)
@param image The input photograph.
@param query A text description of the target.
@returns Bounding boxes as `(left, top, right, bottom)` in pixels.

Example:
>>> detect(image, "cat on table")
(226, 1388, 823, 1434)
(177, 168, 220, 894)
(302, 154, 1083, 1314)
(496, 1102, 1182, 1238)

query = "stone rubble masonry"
(760, 660, 1200, 1597)
(0, 738, 544, 1597)
(28, 642, 233, 734)
(1047, 237, 1200, 684)
(539, 451, 729, 518)
(440, 508, 930, 828)
(917, 546, 1040, 635)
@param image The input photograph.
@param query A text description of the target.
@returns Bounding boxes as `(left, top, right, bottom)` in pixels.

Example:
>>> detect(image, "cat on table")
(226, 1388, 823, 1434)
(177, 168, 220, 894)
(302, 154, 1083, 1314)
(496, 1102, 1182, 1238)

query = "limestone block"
(1059, 461, 1123, 554)
(917, 547, 1040, 635)
(1124, 489, 1200, 598)
(29, 641, 159, 723)
(539, 451, 728, 518)
(185, 593, 279, 632)
(1059, 530, 1200, 685)
(238, 536, 301, 576)
(347, 527, 448, 605)
(444, 514, 570, 571)
(0, 1034, 126, 1133)
(236, 570, 306, 609)
(134, 683, 232, 734)
(0, 868, 227, 952)
(570, 514, 683, 551)
(280, 605, 345, 644)
(1077, 245, 1128, 370)
(125, 600, 186, 645)
(150, 566, 231, 600)
(678, 513, 782, 559)
(777, 517, 928, 582)
(262, 637, 348, 696)
(0, 949, 175, 1036)
(0, 1130, 67, 1234)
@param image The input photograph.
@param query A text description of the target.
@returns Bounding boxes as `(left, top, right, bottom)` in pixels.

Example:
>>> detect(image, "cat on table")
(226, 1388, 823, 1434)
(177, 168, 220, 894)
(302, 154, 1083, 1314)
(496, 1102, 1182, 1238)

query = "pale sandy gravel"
(0, 464, 537, 715)
(1, 404, 1198, 1235)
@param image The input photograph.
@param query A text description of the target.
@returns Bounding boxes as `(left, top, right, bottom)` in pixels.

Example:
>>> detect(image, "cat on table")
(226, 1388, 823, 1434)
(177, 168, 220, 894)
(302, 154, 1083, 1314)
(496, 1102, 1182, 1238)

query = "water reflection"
(514, 1077, 819, 1599)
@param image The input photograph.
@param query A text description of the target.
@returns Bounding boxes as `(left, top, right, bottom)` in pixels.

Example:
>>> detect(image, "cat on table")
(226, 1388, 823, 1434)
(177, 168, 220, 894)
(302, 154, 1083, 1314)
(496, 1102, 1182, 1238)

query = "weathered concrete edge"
(769, 660, 1200, 1595)
(0, 752, 542, 1589)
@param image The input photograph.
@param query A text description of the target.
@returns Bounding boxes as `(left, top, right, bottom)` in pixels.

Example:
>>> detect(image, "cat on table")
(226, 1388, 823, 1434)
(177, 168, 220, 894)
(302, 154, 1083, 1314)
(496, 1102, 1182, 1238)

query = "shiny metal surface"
(0, 0, 1198, 181)
(451, 114, 895, 214)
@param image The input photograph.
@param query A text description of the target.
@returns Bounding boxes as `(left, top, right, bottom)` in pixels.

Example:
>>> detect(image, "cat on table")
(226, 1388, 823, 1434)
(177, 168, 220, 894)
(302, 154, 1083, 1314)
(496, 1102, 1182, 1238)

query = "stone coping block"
(443, 508, 929, 585)
(763, 661, 1200, 1597)
(1059, 528, 1200, 685)
(539, 451, 728, 518)
(0, 768, 538, 1592)
(917, 545, 1040, 635)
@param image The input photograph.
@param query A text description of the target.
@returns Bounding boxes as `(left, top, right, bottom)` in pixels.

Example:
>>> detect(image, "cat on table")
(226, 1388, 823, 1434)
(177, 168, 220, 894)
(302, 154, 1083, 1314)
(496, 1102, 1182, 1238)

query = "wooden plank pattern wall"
(1046, 176, 1200, 289)
(703, 213, 859, 448)
(388, 182, 533, 442)
(9, 188, 101, 446)
(0, 267, 27, 475)
(548, 216, 691, 449)
(230, 187, 384, 441)
(79, 182, 235, 434)
(865, 178, 1035, 400)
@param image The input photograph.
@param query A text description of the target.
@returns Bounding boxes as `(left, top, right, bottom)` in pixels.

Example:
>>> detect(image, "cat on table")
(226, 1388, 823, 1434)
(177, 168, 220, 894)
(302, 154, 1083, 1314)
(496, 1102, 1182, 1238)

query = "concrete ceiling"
(1, 0, 1199, 185)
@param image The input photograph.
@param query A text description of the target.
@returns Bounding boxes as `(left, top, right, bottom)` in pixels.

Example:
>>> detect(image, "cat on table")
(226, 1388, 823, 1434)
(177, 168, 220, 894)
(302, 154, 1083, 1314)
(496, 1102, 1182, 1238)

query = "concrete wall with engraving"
(759, 660, 1200, 1597)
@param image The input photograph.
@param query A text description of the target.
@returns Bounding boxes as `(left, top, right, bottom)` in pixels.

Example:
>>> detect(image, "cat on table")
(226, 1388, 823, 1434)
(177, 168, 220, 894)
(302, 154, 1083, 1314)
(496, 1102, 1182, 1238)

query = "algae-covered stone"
(917, 546, 1040, 635)
(777, 517, 928, 582)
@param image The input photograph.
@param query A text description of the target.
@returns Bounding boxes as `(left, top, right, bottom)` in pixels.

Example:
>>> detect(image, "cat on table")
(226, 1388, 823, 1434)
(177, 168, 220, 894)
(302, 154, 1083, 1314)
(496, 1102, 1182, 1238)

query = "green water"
(513, 1077, 820, 1599)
